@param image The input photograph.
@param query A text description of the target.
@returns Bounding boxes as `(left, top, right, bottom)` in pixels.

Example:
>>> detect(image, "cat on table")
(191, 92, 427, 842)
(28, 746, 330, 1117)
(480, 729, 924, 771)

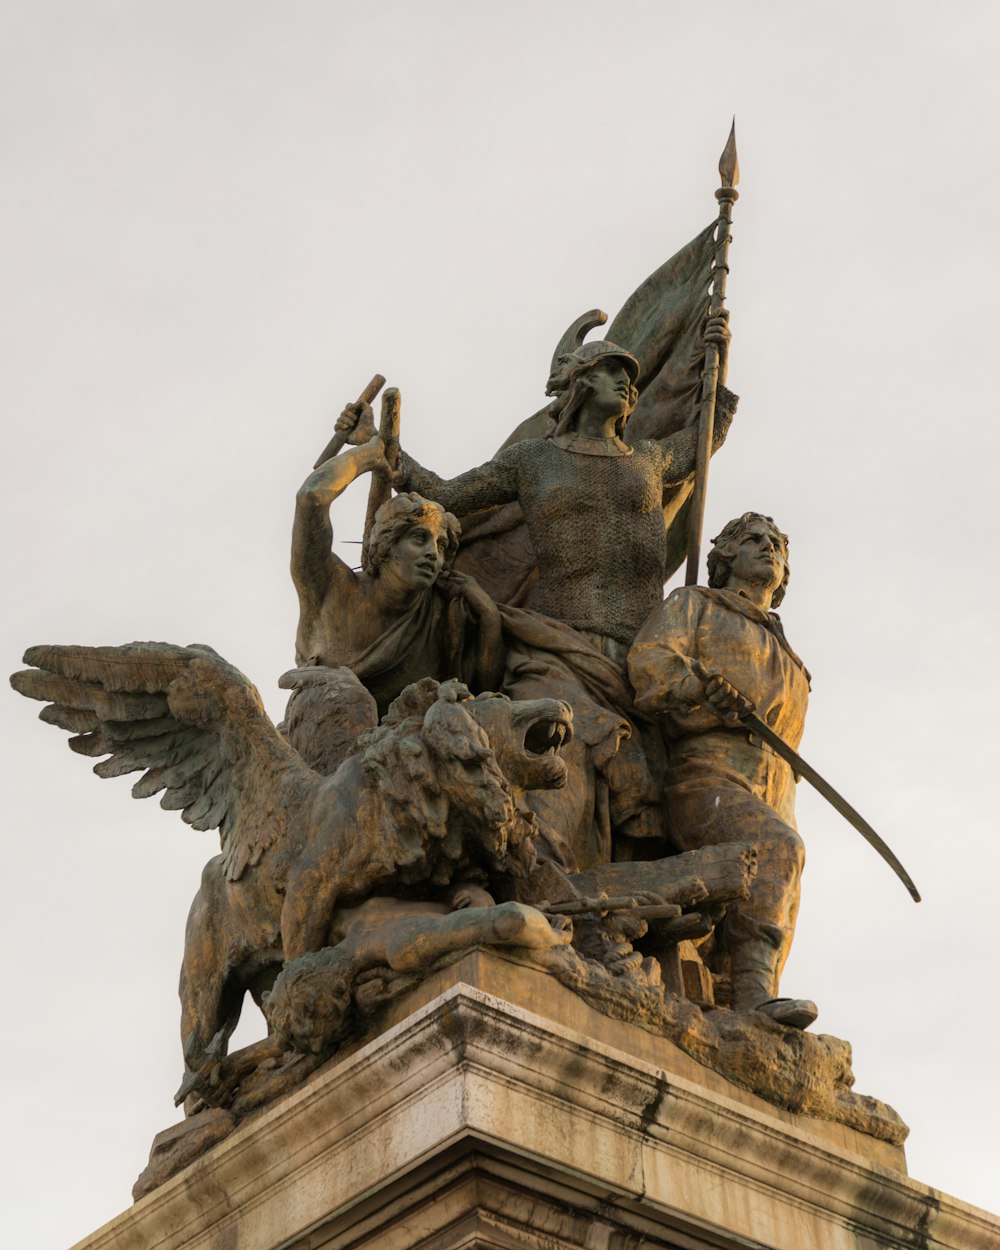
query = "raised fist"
(334, 399, 377, 445)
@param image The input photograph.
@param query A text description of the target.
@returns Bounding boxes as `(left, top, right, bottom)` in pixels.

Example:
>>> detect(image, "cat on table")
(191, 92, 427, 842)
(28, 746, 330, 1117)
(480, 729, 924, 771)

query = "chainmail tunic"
(399, 411, 731, 646)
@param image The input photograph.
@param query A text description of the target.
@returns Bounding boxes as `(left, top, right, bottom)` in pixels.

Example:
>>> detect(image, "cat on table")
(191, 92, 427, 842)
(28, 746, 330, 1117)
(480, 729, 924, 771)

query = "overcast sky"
(3, 3, 999, 1245)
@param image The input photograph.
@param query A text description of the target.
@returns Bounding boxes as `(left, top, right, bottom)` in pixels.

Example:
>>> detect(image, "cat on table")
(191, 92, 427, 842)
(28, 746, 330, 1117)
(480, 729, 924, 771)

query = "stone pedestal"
(72, 953, 998, 1250)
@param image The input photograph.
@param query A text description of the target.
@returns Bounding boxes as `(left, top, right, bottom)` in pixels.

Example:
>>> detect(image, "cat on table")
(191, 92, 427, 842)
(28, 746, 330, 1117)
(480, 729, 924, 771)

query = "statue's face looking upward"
(384, 519, 449, 590)
(583, 359, 632, 423)
(726, 520, 787, 599)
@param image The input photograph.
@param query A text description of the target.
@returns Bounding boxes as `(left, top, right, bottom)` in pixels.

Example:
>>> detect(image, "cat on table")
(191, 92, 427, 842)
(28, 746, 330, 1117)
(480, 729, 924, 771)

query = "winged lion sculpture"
(11, 642, 573, 1093)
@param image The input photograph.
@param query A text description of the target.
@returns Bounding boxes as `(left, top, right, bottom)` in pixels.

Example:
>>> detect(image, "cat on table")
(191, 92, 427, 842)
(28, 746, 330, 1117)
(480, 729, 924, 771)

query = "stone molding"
(71, 958, 1000, 1250)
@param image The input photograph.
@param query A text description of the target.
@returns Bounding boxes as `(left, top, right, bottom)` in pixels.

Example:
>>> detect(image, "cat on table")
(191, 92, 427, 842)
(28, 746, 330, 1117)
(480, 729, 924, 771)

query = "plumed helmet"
(557, 339, 640, 385)
(545, 309, 640, 396)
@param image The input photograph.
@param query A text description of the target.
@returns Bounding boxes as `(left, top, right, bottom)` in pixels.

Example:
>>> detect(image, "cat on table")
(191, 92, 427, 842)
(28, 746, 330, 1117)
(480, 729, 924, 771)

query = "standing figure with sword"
(628, 512, 819, 1028)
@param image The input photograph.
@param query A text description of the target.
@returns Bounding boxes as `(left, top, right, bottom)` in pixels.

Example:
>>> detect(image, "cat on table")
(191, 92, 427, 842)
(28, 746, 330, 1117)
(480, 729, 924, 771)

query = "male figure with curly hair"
(628, 512, 816, 1028)
(291, 438, 503, 720)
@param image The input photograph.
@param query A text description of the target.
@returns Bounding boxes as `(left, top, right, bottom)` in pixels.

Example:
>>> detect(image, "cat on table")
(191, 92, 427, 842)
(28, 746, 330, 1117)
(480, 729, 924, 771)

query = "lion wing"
(11, 641, 311, 880)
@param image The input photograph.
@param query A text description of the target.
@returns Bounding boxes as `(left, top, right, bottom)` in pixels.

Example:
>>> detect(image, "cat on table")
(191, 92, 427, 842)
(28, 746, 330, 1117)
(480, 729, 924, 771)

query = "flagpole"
(684, 121, 739, 586)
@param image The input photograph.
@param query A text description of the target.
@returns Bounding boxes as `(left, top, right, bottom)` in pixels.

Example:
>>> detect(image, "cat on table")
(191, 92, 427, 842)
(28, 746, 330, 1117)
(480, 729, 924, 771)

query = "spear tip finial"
(719, 117, 739, 188)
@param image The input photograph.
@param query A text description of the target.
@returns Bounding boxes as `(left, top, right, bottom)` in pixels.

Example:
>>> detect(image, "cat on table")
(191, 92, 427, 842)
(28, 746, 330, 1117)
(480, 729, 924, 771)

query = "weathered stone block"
(69, 954, 998, 1250)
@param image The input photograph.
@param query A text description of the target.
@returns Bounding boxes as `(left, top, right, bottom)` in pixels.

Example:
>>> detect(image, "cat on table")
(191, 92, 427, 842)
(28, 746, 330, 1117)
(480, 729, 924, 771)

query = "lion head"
(263, 945, 356, 1056)
(354, 679, 572, 885)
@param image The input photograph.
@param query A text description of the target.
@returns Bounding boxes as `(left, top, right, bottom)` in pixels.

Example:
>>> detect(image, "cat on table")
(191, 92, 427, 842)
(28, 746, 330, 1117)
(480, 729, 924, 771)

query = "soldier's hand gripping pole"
(313, 373, 386, 468)
(685, 122, 739, 586)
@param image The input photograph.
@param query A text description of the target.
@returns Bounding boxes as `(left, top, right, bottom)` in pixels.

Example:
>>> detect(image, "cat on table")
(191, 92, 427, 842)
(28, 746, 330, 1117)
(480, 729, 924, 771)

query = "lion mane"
(353, 678, 526, 884)
(176, 673, 555, 1079)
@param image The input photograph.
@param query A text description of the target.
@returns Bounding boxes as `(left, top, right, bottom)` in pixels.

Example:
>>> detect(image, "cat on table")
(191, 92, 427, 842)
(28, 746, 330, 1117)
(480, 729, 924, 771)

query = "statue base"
(72, 951, 997, 1250)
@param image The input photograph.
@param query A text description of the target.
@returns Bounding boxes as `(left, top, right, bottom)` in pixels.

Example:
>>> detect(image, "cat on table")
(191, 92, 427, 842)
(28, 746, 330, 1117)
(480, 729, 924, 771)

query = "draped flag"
(611, 219, 720, 442)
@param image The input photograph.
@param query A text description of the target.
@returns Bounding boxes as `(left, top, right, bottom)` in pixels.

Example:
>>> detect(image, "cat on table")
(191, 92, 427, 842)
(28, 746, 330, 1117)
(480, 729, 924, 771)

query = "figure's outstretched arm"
(395, 443, 520, 516)
(292, 436, 387, 614)
(657, 384, 738, 488)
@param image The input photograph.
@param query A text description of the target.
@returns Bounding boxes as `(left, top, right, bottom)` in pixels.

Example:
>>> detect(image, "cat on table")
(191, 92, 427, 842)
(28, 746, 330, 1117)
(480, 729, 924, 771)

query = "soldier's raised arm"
(292, 415, 387, 620)
(656, 384, 738, 489)
(394, 441, 522, 516)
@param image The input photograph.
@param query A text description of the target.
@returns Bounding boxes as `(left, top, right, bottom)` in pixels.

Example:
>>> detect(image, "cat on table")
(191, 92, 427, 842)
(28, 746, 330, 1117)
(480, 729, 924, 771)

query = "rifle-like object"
(685, 122, 739, 585)
(537, 895, 713, 941)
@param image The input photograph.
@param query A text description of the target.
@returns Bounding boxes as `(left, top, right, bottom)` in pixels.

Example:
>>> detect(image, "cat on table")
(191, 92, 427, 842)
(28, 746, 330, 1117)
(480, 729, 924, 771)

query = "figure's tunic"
(296, 569, 453, 718)
(628, 586, 811, 1006)
(630, 586, 810, 755)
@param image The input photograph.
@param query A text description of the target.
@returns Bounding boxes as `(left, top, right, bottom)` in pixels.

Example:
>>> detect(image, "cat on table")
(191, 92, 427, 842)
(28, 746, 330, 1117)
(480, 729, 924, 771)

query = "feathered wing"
(277, 665, 378, 776)
(11, 641, 315, 881)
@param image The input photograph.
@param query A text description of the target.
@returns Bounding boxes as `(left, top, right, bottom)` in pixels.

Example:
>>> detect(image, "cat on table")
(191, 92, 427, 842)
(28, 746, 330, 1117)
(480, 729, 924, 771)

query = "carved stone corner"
(67, 954, 1000, 1250)
(131, 1109, 235, 1203)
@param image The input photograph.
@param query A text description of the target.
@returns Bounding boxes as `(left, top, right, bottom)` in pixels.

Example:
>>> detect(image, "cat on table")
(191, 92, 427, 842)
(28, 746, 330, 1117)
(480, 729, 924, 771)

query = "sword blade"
(741, 710, 921, 903)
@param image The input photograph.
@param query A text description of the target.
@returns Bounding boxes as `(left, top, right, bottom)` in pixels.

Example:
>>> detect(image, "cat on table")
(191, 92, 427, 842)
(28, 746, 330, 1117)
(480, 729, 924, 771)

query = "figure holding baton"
(288, 381, 504, 732)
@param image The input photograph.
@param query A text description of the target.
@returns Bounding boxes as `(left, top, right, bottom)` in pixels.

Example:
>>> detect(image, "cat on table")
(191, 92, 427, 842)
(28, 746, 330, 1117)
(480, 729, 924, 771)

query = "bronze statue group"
(296, 328, 815, 1031)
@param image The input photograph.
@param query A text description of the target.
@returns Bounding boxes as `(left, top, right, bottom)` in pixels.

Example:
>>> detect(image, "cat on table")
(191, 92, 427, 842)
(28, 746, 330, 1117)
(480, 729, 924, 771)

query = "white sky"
(2, 3, 998, 1244)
